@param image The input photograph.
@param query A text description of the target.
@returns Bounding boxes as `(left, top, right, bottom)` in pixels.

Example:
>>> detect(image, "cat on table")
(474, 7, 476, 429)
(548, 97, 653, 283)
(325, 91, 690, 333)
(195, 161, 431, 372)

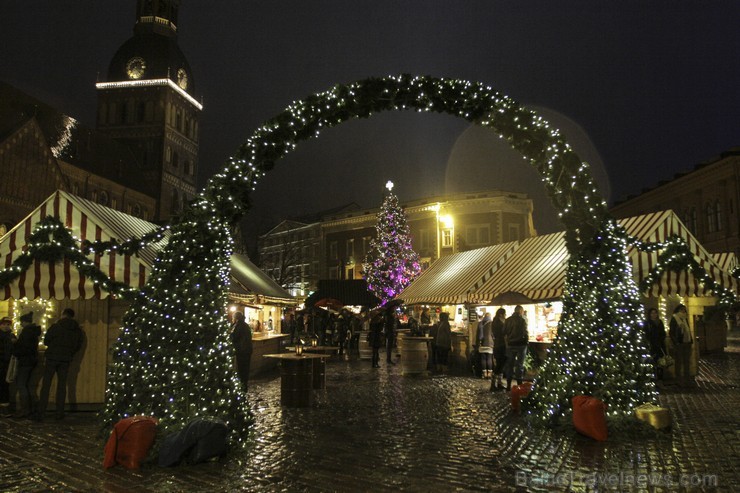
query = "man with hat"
(0, 316, 17, 416)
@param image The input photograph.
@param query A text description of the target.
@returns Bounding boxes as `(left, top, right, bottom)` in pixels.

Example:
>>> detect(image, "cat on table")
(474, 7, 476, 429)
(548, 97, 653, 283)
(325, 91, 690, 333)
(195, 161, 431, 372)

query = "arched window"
(98, 191, 109, 206)
(171, 189, 180, 213)
(715, 201, 722, 231)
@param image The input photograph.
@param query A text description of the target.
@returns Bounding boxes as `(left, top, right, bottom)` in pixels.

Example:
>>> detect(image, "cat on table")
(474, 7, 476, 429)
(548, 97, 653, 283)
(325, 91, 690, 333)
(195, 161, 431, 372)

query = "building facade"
(611, 148, 740, 256)
(96, 0, 201, 221)
(0, 83, 157, 235)
(0, 0, 199, 234)
(257, 190, 535, 297)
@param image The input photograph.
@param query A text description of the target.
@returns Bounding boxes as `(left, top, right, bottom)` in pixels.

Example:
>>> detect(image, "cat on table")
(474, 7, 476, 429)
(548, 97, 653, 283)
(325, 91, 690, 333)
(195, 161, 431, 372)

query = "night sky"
(2, 1, 739, 241)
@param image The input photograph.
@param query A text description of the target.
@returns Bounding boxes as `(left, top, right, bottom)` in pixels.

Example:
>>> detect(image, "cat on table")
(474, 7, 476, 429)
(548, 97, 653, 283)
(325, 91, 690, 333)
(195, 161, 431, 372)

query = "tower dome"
(104, 0, 194, 95)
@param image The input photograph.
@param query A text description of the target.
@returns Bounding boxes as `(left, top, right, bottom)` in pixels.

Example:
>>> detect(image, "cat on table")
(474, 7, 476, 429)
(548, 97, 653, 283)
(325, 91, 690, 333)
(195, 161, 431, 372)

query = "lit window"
(441, 229, 453, 247)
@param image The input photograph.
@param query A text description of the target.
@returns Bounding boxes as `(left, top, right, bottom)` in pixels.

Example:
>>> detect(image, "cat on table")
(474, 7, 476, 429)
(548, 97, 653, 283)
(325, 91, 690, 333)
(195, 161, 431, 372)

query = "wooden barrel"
(312, 358, 326, 390)
(358, 334, 372, 360)
(399, 336, 430, 376)
(280, 359, 313, 407)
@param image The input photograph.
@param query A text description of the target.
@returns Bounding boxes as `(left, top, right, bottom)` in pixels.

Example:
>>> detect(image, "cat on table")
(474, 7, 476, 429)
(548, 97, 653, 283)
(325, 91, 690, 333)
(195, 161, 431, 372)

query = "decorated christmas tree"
(524, 219, 658, 424)
(101, 205, 252, 442)
(363, 181, 421, 305)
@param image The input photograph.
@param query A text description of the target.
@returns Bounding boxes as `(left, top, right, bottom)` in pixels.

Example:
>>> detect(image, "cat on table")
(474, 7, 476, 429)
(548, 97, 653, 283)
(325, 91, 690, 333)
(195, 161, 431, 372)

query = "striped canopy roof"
(468, 232, 568, 303)
(0, 190, 294, 303)
(470, 210, 738, 303)
(620, 210, 737, 298)
(396, 242, 518, 305)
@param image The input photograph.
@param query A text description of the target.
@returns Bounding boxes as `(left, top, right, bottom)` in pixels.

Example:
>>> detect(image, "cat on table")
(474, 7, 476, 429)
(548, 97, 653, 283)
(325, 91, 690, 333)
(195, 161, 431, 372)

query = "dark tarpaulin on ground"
(305, 280, 381, 308)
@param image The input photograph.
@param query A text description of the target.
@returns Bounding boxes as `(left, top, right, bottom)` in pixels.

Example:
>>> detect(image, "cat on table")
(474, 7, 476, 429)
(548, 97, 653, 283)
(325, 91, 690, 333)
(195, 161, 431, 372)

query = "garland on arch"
(0, 216, 138, 299)
(104, 74, 620, 437)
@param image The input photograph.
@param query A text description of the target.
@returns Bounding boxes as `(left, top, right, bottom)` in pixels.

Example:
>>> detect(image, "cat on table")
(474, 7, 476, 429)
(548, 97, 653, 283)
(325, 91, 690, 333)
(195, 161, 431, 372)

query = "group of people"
(0, 309, 84, 421)
(644, 304, 694, 387)
(475, 305, 529, 391)
(288, 309, 363, 356)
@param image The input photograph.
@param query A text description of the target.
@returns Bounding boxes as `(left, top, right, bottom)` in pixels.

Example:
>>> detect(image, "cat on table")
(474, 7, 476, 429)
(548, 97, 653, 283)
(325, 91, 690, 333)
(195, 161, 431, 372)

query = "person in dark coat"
(13, 312, 41, 418)
(428, 319, 439, 370)
(0, 316, 17, 414)
(435, 312, 452, 373)
(490, 308, 507, 391)
(230, 312, 253, 391)
(369, 312, 384, 368)
(503, 305, 528, 390)
(420, 307, 432, 334)
(286, 313, 297, 345)
(669, 304, 693, 387)
(645, 307, 667, 381)
(36, 308, 84, 421)
(337, 309, 350, 357)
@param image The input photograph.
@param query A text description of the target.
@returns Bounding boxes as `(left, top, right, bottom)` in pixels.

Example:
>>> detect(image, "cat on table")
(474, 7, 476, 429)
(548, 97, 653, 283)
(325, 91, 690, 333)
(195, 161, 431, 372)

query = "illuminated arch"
(204, 74, 609, 252)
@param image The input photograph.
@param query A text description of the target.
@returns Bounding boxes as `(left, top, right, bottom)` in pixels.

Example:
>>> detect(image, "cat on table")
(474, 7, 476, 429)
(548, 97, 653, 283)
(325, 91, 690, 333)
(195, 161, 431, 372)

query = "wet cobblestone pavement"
(1, 342, 738, 492)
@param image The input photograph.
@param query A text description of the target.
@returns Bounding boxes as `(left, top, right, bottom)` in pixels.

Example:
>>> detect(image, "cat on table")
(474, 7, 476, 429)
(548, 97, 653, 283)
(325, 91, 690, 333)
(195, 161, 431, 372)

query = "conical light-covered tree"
(524, 219, 657, 423)
(101, 203, 252, 442)
(363, 182, 421, 305)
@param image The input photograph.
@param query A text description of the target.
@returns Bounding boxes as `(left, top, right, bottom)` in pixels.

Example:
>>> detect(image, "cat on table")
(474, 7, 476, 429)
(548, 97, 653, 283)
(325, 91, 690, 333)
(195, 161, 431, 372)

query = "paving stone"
(0, 346, 738, 492)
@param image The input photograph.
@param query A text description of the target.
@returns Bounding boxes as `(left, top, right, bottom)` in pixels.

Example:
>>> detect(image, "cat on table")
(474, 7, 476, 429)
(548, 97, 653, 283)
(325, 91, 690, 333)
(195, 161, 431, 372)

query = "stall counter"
(250, 333, 290, 375)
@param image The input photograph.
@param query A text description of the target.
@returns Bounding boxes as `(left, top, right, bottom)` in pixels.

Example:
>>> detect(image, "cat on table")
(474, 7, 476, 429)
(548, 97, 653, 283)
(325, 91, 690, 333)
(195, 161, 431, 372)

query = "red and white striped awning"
(396, 242, 518, 305)
(0, 191, 295, 304)
(710, 252, 738, 274)
(470, 232, 568, 303)
(621, 210, 738, 297)
(0, 191, 162, 300)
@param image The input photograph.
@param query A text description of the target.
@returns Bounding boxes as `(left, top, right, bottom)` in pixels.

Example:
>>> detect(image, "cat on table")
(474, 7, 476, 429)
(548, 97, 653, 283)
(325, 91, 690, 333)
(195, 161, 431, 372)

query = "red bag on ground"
(572, 396, 608, 441)
(510, 382, 533, 413)
(103, 416, 159, 469)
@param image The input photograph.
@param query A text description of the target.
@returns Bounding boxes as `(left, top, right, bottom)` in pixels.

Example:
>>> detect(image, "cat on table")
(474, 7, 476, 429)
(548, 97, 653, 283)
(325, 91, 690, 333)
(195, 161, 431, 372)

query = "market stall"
(0, 190, 295, 407)
(469, 210, 738, 376)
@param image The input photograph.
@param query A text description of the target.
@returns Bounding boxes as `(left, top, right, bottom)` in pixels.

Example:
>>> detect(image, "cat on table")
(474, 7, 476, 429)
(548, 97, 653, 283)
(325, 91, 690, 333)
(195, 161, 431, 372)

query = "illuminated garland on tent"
(629, 234, 738, 307)
(0, 216, 136, 298)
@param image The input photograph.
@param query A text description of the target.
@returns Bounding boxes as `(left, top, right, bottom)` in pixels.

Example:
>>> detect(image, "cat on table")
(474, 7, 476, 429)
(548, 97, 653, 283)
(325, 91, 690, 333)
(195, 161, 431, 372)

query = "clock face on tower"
(126, 57, 146, 79)
(177, 68, 188, 90)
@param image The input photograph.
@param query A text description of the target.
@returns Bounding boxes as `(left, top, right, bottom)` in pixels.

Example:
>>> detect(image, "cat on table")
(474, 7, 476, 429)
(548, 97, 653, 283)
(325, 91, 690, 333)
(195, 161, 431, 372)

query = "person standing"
(286, 313, 297, 345)
(428, 319, 439, 371)
(420, 307, 432, 334)
(36, 308, 83, 421)
(490, 308, 507, 391)
(645, 308, 667, 381)
(230, 312, 253, 391)
(0, 317, 17, 416)
(13, 312, 41, 418)
(477, 312, 493, 379)
(503, 305, 528, 390)
(337, 309, 350, 357)
(669, 304, 693, 387)
(435, 312, 452, 374)
(369, 312, 384, 368)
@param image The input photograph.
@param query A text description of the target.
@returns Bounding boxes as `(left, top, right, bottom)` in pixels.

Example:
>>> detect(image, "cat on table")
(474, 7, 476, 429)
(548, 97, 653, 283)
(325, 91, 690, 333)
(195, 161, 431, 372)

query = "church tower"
(96, 0, 201, 221)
